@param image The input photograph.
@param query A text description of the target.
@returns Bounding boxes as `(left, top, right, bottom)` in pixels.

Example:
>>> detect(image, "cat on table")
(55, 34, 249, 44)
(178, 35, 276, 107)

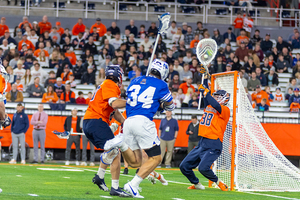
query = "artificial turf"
(0, 163, 299, 200)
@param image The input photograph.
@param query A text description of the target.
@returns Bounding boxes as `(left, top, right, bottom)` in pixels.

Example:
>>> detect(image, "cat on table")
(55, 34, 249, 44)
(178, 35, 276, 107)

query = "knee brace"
(144, 145, 161, 157)
(100, 147, 119, 165)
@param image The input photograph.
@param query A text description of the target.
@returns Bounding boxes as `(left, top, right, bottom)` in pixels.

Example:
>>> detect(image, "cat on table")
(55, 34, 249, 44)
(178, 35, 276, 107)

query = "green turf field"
(0, 163, 300, 200)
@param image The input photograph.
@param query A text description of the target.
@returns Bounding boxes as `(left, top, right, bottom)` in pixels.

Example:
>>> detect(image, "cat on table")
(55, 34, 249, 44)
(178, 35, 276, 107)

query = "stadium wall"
(1, 114, 300, 156)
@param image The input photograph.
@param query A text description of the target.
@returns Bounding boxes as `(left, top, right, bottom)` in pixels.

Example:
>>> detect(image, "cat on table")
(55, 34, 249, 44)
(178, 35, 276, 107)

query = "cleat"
(75, 161, 80, 166)
(104, 134, 123, 151)
(218, 180, 228, 191)
(157, 174, 168, 186)
(110, 187, 131, 197)
(65, 161, 69, 165)
(156, 165, 161, 168)
(123, 168, 128, 174)
(148, 174, 156, 184)
(81, 162, 87, 166)
(90, 162, 95, 166)
(21, 160, 26, 165)
(31, 160, 38, 164)
(92, 174, 109, 192)
(9, 159, 16, 164)
(165, 165, 171, 168)
(188, 183, 205, 190)
(124, 182, 144, 198)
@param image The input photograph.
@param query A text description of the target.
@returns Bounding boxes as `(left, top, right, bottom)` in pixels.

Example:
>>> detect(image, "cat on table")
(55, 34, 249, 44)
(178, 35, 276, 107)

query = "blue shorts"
(83, 118, 114, 149)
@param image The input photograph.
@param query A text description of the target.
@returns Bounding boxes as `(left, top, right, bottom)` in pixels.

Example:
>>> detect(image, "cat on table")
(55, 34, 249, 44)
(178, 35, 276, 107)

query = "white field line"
(243, 192, 300, 200)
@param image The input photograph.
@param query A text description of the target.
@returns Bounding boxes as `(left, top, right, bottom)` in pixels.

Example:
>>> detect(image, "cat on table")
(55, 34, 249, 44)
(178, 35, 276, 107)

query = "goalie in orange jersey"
(0, 64, 11, 129)
(180, 73, 230, 191)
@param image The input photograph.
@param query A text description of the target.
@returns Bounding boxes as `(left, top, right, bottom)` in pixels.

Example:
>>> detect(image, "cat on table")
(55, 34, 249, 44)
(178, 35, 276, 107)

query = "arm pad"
(163, 102, 175, 111)
(108, 97, 118, 106)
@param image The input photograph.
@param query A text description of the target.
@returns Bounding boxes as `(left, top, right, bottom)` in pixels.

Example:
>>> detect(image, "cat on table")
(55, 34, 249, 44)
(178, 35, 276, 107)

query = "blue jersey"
(126, 76, 173, 120)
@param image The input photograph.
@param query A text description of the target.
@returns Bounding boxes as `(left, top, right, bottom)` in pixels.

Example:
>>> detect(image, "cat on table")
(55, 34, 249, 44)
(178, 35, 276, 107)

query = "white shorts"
(123, 115, 160, 151)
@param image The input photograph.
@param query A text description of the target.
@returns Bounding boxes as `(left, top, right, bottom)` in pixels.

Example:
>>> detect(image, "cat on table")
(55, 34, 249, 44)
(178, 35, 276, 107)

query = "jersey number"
(90, 85, 101, 102)
(200, 113, 214, 126)
(127, 85, 156, 108)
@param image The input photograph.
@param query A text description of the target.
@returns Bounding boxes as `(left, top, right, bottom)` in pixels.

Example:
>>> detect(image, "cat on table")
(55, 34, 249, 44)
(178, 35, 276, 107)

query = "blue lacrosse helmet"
(148, 59, 169, 81)
(213, 90, 230, 105)
(105, 65, 124, 85)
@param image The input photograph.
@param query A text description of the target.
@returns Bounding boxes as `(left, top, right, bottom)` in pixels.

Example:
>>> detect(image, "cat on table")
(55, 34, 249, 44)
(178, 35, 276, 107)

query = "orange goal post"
(208, 71, 300, 192)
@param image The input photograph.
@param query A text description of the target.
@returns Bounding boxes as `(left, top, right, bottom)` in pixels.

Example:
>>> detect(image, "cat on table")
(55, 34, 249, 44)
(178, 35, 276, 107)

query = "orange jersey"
(251, 90, 270, 106)
(71, 116, 77, 131)
(65, 52, 77, 65)
(0, 74, 6, 95)
(42, 92, 59, 103)
(18, 21, 32, 30)
(233, 17, 243, 29)
(61, 71, 73, 84)
(84, 79, 120, 124)
(179, 82, 195, 94)
(60, 91, 75, 102)
(18, 39, 35, 51)
(17, 83, 23, 92)
(198, 105, 230, 142)
(0, 24, 9, 37)
(57, 27, 64, 36)
(274, 93, 284, 102)
(72, 23, 86, 36)
(90, 23, 107, 37)
(38, 21, 52, 35)
(236, 35, 248, 44)
(290, 103, 300, 112)
(86, 98, 91, 104)
(33, 49, 49, 57)
(190, 39, 199, 48)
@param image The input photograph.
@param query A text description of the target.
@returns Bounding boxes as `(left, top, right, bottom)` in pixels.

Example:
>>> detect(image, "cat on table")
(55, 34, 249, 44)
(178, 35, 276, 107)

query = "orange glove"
(198, 84, 210, 97)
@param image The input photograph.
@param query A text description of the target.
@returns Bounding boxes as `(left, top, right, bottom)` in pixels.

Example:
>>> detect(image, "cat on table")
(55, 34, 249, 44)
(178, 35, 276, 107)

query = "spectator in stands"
(31, 63, 47, 84)
(60, 28, 71, 45)
(282, 47, 293, 65)
(173, 59, 183, 73)
(137, 25, 147, 39)
(293, 54, 300, 67)
(0, 39, 9, 51)
(14, 60, 26, 79)
(125, 34, 138, 51)
(183, 26, 193, 46)
(214, 55, 226, 73)
(169, 74, 181, 92)
(65, 47, 76, 66)
(83, 36, 98, 55)
(89, 27, 99, 42)
(189, 34, 199, 49)
(254, 44, 264, 62)
(56, 53, 72, 77)
(188, 93, 199, 108)
(72, 18, 85, 36)
(292, 32, 300, 49)
(64, 108, 81, 166)
(212, 28, 224, 46)
(276, 36, 292, 52)
(155, 36, 167, 54)
(44, 71, 56, 88)
(62, 37, 73, 53)
(183, 50, 192, 64)
(124, 19, 137, 38)
(73, 59, 85, 80)
(15, 77, 23, 92)
(108, 33, 121, 50)
(265, 86, 274, 102)
(179, 77, 195, 94)
(167, 21, 177, 39)
(289, 87, 300, 107)
(38, 15, 52, 35)
(8, 52, 19, 67)
(257, 98, 269, 112)
(60, 83, 75, 104)
(232, 13, 243, 36)
(9, 103, 29, 165)
(172, 27, 184, 45)
(277, 53, 289, 73)
(193, 21, 203, 37)
(81, 66, 95, 85)
(75, 91, 86, 105)
(247, 71, 261, 91)
(21, 68, 33, 90)
(288, 28, 298, 42)
(0, 17, 8, 37)
(48, 49, 60, 68)
(252, 85, 270, 106)
(14, 28, 23, 44)
(146, 22, 157, 38)
(72, 32, 85, 50)
(256, 67, 267, 86)
(286, 77, 298, 93)
(6, 83, 23, 102)
(0, 30, 17, 46)
(95, 68, 105, 86)
(39, 84, 56, 103)
(89, 18, 106, 37)
(158, 111, 178, 168)
(186, 115, 201, 153)
(26, 77, 44, 98)
(49, 27, 61, 44)
(85, 92, 92, 104)
(260, 33, 273, 55)
(61, 65, 73, 84)
(28, 29, 39, 47)
(108, 21, 120, 36)
(18, 33, 35, 51)
(285, 87, 293, 101)
(54, 77, 65, 98)
(37, 51, 49, 68)
(179, 64, 193, 82)
(235, 41, 248, 61)
(274, 88, 284, 102)
(265, 67, 279, 86)
(236, 29, 248, 46)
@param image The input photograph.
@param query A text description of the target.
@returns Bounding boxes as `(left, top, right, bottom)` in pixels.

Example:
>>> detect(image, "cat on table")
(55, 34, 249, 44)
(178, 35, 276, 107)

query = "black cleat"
(110, 187, 131, 197)
(31, 160, 38, 164)
(123, 168, 128, 174)
(92, 174, 109, 192)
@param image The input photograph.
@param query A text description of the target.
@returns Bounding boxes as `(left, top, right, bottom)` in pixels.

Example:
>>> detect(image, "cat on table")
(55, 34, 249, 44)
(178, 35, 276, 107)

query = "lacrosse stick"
(196, 39, 218, 110)
(146, 12, 171, 76)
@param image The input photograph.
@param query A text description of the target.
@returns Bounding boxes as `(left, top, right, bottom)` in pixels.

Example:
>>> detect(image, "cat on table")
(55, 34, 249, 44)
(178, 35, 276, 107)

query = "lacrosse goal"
(209, 71, 300, 191)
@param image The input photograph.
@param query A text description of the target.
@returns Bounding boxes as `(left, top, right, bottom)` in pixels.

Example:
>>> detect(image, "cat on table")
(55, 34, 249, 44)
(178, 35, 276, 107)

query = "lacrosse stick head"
(196, 39, 217, 70)
(53, 130, 70, 139)
(158, 12, 171, 34)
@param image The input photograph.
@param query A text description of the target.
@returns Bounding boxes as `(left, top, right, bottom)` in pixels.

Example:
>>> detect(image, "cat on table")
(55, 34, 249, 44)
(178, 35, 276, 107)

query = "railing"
(5, 102, 300, 124)
(2, 0, 295, 27)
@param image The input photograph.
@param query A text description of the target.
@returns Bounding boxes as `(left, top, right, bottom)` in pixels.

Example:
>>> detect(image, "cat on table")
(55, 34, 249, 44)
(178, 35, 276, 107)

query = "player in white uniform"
(105, 59, 175, 198)
(0, 64, 11, 129)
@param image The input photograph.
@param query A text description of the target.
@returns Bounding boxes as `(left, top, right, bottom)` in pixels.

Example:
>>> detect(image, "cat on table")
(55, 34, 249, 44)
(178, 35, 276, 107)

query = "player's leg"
(179, 144, 205, 190)
(144, 150, 167, 185)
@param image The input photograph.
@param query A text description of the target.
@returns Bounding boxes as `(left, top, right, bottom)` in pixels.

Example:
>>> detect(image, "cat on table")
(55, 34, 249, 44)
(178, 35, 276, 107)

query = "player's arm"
(0, 101, 5, 120)
(112, 109, 125, 124)
(109, 98, 127, 109)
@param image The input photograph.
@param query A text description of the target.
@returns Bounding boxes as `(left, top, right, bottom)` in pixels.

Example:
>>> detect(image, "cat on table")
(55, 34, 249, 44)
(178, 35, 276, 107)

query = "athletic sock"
(112, 179, 119, 190)
(97, 167, 106, 179)
(131, 175, 143, 188)
(154, 172, 160, 179)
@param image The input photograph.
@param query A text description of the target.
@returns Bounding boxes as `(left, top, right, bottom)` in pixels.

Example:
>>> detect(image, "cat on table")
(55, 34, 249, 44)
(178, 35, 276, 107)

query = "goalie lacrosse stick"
(196, 39, 217, 110)
(146, 12, 171, 76)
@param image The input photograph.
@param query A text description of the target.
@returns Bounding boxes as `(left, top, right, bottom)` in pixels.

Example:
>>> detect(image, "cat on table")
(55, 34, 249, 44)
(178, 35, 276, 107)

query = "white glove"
(110, 123, 119, 133)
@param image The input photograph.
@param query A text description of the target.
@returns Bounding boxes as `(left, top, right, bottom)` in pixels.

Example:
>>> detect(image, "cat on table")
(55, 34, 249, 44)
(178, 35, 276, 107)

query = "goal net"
(211, 71, 300, 191)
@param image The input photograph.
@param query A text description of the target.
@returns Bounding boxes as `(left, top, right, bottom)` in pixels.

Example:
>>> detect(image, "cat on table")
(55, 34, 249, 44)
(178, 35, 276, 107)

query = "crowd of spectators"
(1, 13, 300, 112)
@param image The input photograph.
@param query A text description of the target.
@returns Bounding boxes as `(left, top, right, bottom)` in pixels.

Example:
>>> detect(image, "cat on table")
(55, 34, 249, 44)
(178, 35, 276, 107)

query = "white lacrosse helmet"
(148, 59, 169, 81)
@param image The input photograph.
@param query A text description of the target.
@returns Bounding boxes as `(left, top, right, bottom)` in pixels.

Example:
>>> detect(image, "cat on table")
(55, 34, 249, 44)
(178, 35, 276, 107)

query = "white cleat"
(124, 182, 144, 198)
(65, 161, 70, 165)
(103, 135, 123, 151)
(75, 161, 80, 166)
(157, 174, 168, 186)
(21, 160, 26, 165)
(9, 159, 16, 164)
(81, 162, 87, 166)
(89, 162, 95, 166)
(147, 174, 156, 184)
